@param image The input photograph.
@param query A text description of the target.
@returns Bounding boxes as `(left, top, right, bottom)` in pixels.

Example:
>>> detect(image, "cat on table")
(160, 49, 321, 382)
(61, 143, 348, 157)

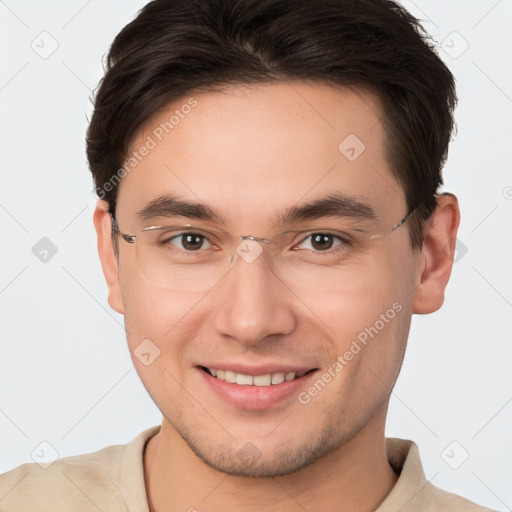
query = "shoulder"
(427, 485, 497, 511)
(383, 438, 498, 512)
(0, 427, 159, 512)
(0, 444, 127, 512)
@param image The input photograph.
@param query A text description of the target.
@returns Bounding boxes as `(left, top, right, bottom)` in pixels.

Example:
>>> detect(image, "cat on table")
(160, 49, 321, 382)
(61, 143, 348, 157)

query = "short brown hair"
(86, 0, 457, 249)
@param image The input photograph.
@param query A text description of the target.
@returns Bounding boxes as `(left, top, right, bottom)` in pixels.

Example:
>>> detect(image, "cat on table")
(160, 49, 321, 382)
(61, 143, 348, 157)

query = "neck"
(144, 404, 397, 512)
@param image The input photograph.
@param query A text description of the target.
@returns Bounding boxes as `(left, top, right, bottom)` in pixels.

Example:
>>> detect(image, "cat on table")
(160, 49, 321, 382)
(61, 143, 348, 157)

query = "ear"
(93, 199, 125, 314)
(410, 193, 460, 314)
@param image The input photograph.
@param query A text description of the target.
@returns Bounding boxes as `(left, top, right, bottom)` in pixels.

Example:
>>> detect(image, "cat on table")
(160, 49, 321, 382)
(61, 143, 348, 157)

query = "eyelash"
(160, 232, 353, 254)
(295, 233, 352, 253)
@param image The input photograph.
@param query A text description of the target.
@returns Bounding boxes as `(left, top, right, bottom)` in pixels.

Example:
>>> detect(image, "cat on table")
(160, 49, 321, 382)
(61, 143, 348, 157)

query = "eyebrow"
(136, 192, 378, 227)
(137, 195, 225, 224)
(276, 193, 377, 226)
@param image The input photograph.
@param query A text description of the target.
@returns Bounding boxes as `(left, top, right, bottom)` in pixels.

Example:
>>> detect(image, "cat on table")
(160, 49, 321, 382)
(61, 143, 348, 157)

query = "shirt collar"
(376, 437, 436, 511)
(120, 425, 161, 512)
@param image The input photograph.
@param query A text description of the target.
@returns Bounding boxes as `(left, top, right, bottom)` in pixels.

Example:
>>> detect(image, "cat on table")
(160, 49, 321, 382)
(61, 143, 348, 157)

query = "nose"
(212, 247, 297, 347)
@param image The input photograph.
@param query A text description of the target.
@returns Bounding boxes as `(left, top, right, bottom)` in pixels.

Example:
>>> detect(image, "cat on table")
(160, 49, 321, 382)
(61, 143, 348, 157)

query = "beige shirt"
(0, 426, 495, 511)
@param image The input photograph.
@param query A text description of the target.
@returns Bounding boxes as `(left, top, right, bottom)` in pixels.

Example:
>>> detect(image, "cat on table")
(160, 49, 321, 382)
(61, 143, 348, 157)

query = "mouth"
(197, 364, 319, 410)
(199, 366, 317, 386)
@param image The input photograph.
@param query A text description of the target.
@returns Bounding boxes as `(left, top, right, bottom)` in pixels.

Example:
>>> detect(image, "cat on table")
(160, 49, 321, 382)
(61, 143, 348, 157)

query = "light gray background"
(1, 0, 511, 510)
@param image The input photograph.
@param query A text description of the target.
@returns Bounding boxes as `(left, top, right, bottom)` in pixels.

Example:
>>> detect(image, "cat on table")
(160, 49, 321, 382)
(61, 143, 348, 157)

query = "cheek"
(122, 284, 167, 343)
(119, 275, 204, 364)
(305, 262, 404, 338)
(308, 249, 412, 379)
(119, 283, 207, 405)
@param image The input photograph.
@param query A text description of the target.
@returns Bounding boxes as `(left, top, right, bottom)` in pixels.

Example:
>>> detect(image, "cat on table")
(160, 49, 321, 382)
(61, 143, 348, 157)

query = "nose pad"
(369, 233, 384, 250)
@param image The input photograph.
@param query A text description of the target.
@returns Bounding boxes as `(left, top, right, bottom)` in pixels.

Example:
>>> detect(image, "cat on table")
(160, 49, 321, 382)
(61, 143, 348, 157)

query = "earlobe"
(93, 199, 125, 315)
(410, 193, 460, 315)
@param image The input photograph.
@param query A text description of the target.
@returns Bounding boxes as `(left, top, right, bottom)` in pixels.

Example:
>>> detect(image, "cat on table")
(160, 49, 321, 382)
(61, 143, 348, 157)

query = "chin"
(179, 425, 351, 478)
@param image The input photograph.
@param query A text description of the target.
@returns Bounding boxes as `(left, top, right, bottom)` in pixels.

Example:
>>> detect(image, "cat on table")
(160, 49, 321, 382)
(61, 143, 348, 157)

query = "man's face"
(112, 81, 421, 476)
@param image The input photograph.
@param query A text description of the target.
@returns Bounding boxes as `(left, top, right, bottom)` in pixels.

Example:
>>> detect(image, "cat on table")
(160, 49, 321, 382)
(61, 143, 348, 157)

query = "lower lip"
(198, 367, 317, 410)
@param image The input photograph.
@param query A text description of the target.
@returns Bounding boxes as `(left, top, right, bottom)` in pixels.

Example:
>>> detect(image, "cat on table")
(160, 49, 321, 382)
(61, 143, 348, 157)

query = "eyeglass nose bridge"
(230, 235, 273, 265)
(239, 235, 271, 244)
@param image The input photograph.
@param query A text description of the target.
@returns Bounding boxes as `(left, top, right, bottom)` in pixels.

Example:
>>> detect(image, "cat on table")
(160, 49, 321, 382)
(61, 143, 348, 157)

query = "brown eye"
(296, 233, 343, 252)
(182, 234, 205, 250)
(167, 233, 209, 251)
(310, 234, 334, 251)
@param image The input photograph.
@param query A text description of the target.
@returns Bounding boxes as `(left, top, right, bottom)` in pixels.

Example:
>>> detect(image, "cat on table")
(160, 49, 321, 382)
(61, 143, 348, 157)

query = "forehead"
(116, 81, 405, 228)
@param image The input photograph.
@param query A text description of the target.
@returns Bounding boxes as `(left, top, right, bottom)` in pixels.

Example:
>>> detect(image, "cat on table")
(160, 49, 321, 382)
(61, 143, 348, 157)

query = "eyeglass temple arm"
(110, 213, 136, 244)
(390, 209, 414, 232)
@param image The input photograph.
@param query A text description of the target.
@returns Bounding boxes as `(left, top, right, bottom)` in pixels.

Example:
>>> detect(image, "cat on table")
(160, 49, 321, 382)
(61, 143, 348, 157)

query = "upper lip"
(198, 363, 317, 376)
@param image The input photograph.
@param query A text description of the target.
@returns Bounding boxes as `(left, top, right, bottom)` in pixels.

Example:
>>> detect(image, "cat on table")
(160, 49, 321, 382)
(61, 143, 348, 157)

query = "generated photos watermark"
(298, 301, 403, 405)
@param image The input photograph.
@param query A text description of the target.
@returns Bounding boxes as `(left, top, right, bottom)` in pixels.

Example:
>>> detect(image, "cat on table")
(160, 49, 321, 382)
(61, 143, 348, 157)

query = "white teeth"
(253, 374, 272, 386)
(237, 373, 254, 385)
(207, 368, 299, 386)
(271, 372, 285, 384)
(224, 370, 236, 383)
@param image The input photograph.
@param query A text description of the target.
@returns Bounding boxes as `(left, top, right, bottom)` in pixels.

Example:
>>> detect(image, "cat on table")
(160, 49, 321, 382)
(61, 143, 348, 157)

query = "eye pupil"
(182, 234, 203, 250)
(311, 234, 333, 251)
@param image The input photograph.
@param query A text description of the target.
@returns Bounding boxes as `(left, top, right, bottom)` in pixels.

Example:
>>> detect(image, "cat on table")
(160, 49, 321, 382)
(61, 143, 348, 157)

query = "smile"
(201, 366, 312, 386)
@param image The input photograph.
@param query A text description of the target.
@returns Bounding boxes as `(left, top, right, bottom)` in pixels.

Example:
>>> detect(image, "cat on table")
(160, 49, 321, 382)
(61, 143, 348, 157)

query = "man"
(0, 0, 496, 510)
